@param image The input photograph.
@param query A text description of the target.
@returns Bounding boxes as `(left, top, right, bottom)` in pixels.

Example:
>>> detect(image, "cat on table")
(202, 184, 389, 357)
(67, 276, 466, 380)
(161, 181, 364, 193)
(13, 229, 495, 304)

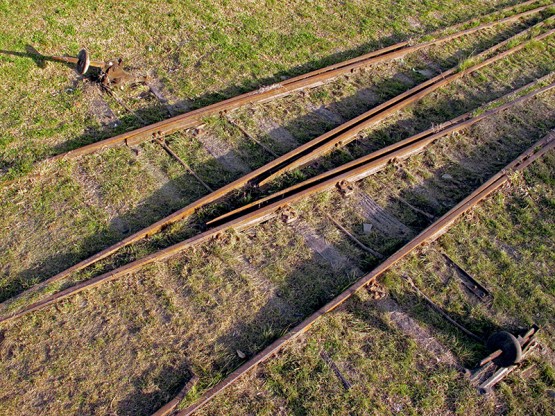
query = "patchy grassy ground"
(198, 150, 555, 416)
(0, 1, 554, 415)
(1, 0, 551, 175)
(2, 3, 553, 305)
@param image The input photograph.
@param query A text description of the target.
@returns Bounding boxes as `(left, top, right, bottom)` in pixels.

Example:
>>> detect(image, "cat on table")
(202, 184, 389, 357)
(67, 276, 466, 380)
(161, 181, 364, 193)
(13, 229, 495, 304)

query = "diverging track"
(172, 129, 555, 416)
(209, 79, 555, 224)
(1, 3, 555, 416)
(1, 76, 553, 325)
(0, 0, 549, 187)
(1, 18, 553, 315)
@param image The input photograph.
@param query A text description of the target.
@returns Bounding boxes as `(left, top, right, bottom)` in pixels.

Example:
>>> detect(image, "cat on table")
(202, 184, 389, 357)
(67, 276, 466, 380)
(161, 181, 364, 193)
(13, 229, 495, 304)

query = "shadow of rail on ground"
(158, 118, 554, 414)
(1, 97, 553, 416)
(116, 361, 193, 416)
(2, 42, 553, 307)
(0, 12, 539, 177)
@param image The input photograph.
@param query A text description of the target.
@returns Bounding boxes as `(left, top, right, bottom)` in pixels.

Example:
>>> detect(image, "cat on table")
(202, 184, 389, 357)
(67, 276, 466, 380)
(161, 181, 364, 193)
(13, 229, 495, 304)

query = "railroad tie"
(89, 85, 119, 126)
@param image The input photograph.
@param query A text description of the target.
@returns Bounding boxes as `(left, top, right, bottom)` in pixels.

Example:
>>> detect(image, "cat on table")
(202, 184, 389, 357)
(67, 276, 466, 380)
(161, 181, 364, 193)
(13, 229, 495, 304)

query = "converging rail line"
(1, 77, 553, 324)
(0, 0, 549, 188)
(171, 129, 555, 416)
(1, 15, 553, 317)
(1, 3, 554, 415)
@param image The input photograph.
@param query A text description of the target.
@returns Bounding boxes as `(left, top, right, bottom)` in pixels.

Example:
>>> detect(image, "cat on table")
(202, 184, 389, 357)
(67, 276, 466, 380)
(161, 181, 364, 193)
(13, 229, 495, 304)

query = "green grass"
(0, 1, 555, 415)
(195, 113, 555, 416)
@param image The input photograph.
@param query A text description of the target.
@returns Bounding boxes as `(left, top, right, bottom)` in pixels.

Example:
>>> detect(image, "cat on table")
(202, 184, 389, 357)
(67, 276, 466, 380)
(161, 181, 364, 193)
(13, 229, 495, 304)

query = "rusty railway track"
(257, 20, 555, 185)
(208, 80, 555, 225)
(1, 7, 553, 413)
(51, 3, 549, 158)
(1, 19, 552, 313)
(0, 0, 546, 180)
(0, 3, 552, 415)
(169, 129, 555, 416)
(1, 76, 552, 325)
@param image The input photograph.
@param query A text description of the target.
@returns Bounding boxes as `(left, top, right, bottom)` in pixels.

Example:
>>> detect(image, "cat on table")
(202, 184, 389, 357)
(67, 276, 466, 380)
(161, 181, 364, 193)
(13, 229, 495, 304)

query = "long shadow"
(1, 9, 541, 173)
(344, 295, 501, 415)
(2, 0, 527, 86)
(0, 45, 75, 70)
(356, 116, 554, 260)
(210, 249, 361, 382)
(2, 16, 550, 301)
(94, 77, 555, 416)
(217, 112, 553, 382)
(0, 30, 397, 166)
(191, 125, 553, 410)
(345, 294, 504, 394)
(116, 361, 193, 416)
(0, 174, 206, 302)
(200, 64, 554, 229)
(350, 120, 555, 346)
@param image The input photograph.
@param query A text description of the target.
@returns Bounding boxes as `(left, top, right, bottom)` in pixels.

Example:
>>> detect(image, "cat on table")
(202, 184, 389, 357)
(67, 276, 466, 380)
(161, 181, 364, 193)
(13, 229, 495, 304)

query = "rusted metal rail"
(257, 22, 555, 185)
(171, 130, 555, 416)
(0, 80, 552, 325)
(3, 24, 552, 314)
(2, 71, 552, 315)
(152, 375, 199, 416)
(1, 67, 550, 316)
(24, 2, 549, 164)
(208, 80, 555, 224)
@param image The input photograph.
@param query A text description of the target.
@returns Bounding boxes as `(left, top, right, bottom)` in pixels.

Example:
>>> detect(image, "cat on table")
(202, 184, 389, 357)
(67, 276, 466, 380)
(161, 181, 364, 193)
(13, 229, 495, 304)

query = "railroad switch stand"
(468, 325, 539, 394)
(25, 47, 146, 87)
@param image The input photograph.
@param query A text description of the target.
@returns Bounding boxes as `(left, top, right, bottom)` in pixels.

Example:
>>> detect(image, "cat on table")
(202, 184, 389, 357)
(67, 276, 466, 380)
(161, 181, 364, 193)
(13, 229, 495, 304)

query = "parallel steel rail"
(1, 78, 552, 325)
(1, 19, 552, 314)
(173, 130, 555, 416)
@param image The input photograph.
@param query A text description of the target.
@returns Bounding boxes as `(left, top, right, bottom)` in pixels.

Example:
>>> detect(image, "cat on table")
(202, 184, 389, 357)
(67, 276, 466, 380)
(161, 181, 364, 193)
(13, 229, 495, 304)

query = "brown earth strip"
(376, 296, 460, 367)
